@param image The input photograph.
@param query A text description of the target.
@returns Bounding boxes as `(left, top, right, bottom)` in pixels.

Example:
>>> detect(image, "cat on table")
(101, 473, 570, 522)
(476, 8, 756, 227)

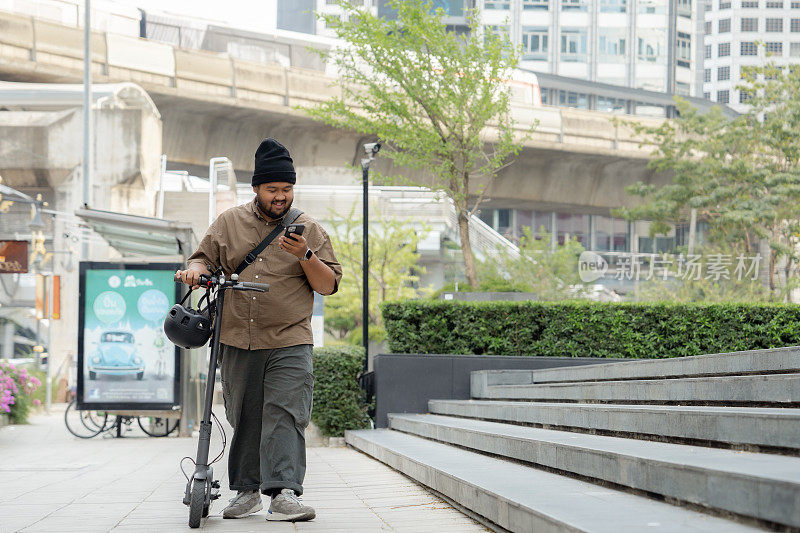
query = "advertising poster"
(77, 263, 181, 411)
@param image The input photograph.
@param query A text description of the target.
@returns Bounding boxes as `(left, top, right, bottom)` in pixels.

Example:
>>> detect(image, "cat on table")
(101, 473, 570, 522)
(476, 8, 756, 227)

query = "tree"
(476, 228, 588, 300)
(305, 0, 532, 287)
(324, 207, 430, 343)
(632, 244, 775, 303)
(616, 55, 800, 296)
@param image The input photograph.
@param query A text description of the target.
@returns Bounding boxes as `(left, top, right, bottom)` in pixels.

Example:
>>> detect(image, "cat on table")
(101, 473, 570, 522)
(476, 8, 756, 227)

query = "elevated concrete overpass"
(0, 8, 668, 212)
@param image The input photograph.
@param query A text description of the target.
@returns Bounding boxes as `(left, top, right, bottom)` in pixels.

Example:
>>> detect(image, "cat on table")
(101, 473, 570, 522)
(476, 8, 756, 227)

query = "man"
(175, 138, 342, 522)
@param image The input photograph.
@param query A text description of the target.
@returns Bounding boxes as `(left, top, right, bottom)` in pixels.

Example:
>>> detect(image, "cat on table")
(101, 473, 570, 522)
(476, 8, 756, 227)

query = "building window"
(741, 41, 758, 55)
(599, 29, 627, 62)
(559, 91, 589, 109)
(718, 42, 731, 56)
(600, 0, 627, 12)
(766, 0, 783, 6)
(793, 0, 800, 6)
(324, 14, 340, 28)
(766, 41, 784, 55)
(677, 32, 691, 67)
(705, 21, 712, 34)
(719, 0, 730, 7)
(704, 68, 711, 82)
(521, 27, 549, 60)
(561, 28, 588, 61)
(678, 0, 692, 17)
(792, 18, 800, 31)
(485, 0, 511, 8)
(597, 96, 627, 113)
(741, 17, 758, 31)
(485, 25, 510, 42)
(637, 29, 666, 63)
(522, 0, 549, 9)
(717, 89, 730, 103)
(718, 65, 730, 80)
(739, 91, 752, 103)
(719, 18, 731, 32)
(792, 42, 800, 56)
(741, 0, 758, 5)
(540, 88, 550, 104)
(704, 91, 711, 99)
(705, 44, 712, 58)
(562, 0, 588, 11)
(638, 0, 667, 14)
(766, 18, 784, 32)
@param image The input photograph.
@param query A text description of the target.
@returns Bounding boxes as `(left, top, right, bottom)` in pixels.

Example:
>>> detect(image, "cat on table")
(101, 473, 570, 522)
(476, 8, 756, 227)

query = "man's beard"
(256, 196, 292, 220)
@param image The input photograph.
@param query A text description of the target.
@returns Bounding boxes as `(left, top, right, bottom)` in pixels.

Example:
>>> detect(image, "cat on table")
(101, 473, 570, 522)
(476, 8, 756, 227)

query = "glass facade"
(557, 213, 590, 245)
(594, 215, 629, 251)
(477, 207, 709, 258)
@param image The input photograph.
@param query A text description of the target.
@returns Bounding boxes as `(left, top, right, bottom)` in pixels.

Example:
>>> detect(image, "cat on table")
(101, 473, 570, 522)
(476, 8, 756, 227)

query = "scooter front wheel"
(188, 479, 207, 528)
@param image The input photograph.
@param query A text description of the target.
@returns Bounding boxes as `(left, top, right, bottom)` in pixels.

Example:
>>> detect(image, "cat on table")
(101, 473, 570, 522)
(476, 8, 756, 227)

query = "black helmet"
(164, 292, 211, 349)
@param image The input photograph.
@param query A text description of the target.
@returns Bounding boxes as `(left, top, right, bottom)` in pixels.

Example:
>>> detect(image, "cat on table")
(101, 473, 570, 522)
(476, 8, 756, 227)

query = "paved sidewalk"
(0, 406, 487, 533)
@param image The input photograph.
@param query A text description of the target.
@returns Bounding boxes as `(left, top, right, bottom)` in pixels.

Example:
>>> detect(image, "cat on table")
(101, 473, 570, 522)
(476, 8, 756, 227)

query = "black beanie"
(252, 138, 296, 186)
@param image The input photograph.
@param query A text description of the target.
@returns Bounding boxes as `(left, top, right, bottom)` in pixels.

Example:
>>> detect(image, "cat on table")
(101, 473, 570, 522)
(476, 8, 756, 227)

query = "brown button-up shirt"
(187, 199, 342, 350)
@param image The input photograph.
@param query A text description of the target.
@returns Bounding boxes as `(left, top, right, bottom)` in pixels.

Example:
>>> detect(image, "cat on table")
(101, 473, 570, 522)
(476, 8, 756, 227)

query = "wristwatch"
(299, 248, 313, 261)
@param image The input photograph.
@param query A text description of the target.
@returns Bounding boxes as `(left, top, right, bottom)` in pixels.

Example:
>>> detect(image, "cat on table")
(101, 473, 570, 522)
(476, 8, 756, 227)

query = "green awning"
(75, 208, 196, 260)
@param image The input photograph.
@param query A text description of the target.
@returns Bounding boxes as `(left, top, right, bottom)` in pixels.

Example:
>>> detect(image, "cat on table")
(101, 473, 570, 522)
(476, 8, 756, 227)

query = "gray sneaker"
(222, 490, 262, 519)
(266, 489, 316, 521)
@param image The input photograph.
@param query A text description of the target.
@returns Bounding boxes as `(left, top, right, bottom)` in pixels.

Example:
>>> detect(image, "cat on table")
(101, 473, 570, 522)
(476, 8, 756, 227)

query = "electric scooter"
(179, 271, 269, 528)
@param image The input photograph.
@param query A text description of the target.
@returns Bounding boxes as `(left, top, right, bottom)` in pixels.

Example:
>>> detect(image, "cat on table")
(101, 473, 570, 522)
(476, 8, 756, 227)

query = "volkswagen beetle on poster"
(87, 330, 145, 380)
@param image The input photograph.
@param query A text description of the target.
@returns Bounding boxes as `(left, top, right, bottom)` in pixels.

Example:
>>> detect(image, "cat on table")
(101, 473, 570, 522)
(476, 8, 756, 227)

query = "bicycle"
(64, 399, 180, 438)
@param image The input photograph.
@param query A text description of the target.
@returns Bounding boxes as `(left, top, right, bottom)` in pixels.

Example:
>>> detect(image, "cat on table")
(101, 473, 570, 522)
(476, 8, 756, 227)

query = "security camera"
(364, 142, 381, 156)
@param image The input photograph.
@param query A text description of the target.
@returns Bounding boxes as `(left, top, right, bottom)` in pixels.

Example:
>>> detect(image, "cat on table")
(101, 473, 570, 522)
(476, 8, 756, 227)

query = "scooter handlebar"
(185, 274, 268, 292)
(237, 281, 270, 292)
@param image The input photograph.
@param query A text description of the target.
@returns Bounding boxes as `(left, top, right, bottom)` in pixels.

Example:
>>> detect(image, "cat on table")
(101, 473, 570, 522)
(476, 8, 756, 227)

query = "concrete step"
(388, 413, 800, 529)
(471, 372, 800, 404)
(345, 428, 761, 533)
(486, 347, 800, 385)
(428, 400, 800, 452)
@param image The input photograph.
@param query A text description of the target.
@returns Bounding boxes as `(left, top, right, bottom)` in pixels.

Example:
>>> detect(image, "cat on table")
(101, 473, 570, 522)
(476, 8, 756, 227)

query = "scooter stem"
(195, 288, 225, 467)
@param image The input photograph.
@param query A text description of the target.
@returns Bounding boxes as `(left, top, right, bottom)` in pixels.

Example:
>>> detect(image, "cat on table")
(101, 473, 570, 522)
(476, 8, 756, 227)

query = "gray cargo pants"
(218, 343, 314, 496)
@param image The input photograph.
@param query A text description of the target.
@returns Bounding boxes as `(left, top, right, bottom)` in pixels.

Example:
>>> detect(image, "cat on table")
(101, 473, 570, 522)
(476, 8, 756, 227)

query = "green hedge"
(312, 346, 372, 437)
(382, 300, 800, 358)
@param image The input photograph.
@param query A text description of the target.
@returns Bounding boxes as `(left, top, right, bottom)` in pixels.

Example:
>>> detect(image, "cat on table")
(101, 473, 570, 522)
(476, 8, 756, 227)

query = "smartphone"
(283, 224, 305, 240)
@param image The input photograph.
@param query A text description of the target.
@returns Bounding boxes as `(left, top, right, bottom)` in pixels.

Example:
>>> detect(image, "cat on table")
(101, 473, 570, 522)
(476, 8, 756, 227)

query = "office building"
(700, 0, 800, 111)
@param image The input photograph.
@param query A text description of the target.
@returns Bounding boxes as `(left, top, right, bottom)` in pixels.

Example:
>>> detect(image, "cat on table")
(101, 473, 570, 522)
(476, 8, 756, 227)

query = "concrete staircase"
(346, 347, 800, 532)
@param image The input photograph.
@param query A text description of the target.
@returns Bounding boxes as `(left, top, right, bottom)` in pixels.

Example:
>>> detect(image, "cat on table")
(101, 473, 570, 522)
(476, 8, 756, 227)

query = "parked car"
(88, 331, 145, 380)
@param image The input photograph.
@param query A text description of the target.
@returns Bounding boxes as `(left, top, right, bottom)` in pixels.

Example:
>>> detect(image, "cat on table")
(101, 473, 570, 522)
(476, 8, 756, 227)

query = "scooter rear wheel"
(188, 479, 206, 528)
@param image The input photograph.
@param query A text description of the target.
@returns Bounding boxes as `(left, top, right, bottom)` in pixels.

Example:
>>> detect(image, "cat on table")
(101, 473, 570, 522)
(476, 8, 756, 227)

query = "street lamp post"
(361, 142, 380, 376)
(82, 0, 92, 260)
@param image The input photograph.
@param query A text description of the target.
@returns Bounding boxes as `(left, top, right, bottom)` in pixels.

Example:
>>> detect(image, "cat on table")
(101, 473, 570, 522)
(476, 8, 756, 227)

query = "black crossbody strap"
(234, 207, 303, 275)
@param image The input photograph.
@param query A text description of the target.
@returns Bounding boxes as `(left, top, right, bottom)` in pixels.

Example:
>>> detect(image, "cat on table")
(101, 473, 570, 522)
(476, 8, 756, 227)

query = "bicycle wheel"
(82, 408, 109, 432)
(137, 416, 179, 437)
(64, 400, 107, 438)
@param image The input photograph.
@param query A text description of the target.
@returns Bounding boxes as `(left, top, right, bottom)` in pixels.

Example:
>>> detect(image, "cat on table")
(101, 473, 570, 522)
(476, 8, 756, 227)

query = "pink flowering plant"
(0, 361, 42, 424)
